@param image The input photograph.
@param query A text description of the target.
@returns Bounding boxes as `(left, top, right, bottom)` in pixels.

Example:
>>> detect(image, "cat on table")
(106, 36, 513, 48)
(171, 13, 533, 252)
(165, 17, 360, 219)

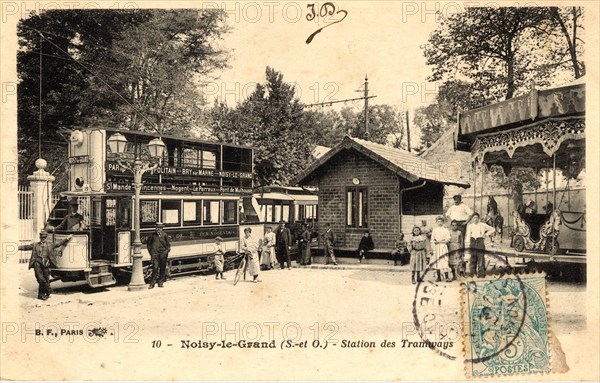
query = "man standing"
(465, 213, 495, 277)
(299, 223, 312, 266)
(322, 223, 338, 265)
(445, 195, 473, 244)
(147, 222, 171, 288)
(55, 200, 85, 231)
(25, 230, 73, 300)
(275, 220, 292, 269)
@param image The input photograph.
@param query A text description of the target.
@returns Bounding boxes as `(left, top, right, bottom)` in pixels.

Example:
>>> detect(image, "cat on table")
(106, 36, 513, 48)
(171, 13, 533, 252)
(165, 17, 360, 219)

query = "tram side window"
(202, 150, 217, 169)
(222, 200, 237, 224)
(106, 199, 116, 226)
(161, 200, 181, 226)
(203, 200, 220, 225)
(183, 201, 202, 226)
(141, 200, 159, 228)
(282, 205, 290, 223)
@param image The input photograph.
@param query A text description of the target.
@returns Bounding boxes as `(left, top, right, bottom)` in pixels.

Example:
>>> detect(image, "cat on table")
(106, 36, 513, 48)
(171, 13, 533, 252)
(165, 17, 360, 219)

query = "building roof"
(312, 145, 331, 159)
(293, 136, 470, 187)
(456, 83, 585, 151)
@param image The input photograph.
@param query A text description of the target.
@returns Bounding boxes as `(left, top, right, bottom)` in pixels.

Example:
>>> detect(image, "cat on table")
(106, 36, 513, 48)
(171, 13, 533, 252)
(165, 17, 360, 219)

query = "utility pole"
(304, 76, 377, 139)
(405, 110, 411, 152)
(364, 75, 369, 138)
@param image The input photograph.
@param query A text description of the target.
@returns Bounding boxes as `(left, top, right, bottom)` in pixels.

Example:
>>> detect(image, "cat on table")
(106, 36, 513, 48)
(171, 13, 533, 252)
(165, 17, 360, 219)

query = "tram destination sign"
(104, 181, 252, 194)
(69, 155, 90, 164)
(106, 161, 253, 179)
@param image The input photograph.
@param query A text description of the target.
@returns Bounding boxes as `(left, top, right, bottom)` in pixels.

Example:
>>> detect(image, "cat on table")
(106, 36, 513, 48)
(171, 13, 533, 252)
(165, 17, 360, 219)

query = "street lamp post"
(108, 133, 165, 291)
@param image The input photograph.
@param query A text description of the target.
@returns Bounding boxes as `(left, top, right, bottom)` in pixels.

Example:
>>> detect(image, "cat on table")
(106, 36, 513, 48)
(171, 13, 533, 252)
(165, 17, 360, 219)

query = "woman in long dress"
(409, 226, 428, 284)
(260, 227, 276, 270)
(430, 216, 451, 282)
(241, 227, 261, 283)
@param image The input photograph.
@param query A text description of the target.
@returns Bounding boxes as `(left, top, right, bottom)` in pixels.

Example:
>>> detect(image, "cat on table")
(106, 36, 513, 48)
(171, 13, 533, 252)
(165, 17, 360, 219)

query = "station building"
(293, 136, 469, 253)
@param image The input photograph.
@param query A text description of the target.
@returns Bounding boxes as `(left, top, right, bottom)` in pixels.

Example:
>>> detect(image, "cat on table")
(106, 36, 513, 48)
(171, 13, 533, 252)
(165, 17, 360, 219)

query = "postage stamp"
(462, 271, 551, 378)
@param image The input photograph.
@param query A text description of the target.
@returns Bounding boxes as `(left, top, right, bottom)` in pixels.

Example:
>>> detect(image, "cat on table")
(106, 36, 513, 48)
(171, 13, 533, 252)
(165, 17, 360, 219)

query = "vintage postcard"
(1, 1, 598, 381)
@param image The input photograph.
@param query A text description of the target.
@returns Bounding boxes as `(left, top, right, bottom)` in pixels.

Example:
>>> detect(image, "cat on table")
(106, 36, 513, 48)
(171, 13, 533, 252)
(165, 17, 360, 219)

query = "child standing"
(430, 216, 451, 282)
(409, 226, 428, 284)
(213, 236, 226, 280)
(447, 220, 464, 280)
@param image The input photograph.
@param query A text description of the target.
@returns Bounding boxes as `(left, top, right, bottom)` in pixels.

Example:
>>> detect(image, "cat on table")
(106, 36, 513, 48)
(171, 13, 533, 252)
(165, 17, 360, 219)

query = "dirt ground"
(2, 263, 590, 380)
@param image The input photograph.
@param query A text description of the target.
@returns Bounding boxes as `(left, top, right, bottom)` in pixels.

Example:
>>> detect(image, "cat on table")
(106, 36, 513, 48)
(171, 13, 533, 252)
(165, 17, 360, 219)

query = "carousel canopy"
(455, 83, 585, 177)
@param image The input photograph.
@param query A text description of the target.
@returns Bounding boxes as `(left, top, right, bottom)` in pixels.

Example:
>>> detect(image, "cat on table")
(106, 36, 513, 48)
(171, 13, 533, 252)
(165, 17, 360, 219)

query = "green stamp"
(463, 273, 550, 377)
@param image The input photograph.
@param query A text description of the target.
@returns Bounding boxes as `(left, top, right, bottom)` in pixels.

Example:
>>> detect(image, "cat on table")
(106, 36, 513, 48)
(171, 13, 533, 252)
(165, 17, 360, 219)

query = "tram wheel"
(513, 236, 525, 252)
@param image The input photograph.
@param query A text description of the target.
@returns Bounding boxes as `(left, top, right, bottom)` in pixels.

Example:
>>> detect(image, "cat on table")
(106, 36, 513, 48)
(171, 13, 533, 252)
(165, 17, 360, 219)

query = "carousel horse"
(485, 196, 504, 243)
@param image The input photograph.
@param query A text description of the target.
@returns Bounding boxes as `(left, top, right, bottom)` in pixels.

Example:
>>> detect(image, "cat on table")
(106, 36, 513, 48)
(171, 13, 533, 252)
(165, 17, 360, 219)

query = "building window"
(346, 187, 368, 228)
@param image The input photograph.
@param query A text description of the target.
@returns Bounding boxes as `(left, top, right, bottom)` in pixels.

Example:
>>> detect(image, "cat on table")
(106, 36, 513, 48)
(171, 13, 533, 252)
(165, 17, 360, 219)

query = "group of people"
(28, 194, 497, 299)
(212, 220, 317, 284)
(406, 195, 495, 284)
(346, 194, 496, 284)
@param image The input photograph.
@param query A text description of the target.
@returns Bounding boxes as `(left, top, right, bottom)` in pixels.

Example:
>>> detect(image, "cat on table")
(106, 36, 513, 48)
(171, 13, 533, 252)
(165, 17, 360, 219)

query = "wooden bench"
(311, 245, 396, 260)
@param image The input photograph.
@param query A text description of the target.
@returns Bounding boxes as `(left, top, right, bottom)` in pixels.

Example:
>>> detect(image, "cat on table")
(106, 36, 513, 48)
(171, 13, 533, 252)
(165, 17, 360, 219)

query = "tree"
(17, 9, 230, 184)
(300, 109, 345, 148)
(424, 7, 560, 100)
(422, 7, 585, 206)
(546, 7, 585, 79)
(209, 67, 314, 186)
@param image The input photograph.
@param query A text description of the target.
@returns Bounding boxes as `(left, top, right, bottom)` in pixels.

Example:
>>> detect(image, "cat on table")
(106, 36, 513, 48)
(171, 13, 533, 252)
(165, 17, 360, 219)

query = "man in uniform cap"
(146, 222, 171, 288)
(56, 199, 85, 231)
(23, 229, 73, 300)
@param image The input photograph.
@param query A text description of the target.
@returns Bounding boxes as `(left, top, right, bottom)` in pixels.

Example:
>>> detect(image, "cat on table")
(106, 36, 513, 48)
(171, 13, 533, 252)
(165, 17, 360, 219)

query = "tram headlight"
(75, 177, 85, 189)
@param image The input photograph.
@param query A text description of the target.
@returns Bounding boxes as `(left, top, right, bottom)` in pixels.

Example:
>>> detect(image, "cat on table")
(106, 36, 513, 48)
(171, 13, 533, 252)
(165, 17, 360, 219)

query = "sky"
(200, 1, 443, 111)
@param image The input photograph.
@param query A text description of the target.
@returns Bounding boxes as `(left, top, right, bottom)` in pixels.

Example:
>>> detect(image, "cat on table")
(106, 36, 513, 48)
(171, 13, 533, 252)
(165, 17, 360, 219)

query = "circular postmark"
(412, 248, 530, 363)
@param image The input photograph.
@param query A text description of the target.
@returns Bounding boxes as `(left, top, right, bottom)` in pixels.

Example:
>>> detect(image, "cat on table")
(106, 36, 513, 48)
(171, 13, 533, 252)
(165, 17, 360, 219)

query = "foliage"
(17, 9, 230, 183)
(209, 67, 314, 186)
(422, 7, 584, 101)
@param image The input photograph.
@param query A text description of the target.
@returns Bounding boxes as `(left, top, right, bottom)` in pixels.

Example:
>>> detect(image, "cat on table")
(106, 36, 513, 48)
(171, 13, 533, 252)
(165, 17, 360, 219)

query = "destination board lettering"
(104, 181, 252, 194)
(68, 155, 90, 164)
(105, 161, 252, 179)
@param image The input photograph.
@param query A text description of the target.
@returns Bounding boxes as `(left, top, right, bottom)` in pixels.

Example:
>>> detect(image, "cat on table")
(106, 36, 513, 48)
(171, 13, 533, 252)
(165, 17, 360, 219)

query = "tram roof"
(75, 126, 256, 150)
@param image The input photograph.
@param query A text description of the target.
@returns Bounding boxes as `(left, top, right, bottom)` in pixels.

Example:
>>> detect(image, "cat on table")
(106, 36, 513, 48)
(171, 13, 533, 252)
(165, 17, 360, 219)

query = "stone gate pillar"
(27, 159, 55, 236)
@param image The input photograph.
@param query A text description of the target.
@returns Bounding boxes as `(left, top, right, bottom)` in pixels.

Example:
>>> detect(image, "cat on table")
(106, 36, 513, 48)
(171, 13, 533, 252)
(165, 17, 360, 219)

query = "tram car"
(44, 127, 261, 288)
(245, 185, 319, 258)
